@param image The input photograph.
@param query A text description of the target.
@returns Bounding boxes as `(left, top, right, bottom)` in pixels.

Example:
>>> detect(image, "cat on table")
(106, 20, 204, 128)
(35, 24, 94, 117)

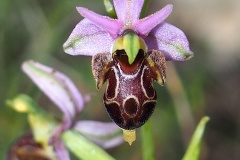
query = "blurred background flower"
(0, 0, 240, 159)
(6, 60, 123, 160)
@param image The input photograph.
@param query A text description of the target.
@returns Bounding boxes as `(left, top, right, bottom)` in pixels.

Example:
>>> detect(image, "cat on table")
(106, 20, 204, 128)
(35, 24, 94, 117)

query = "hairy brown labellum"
(92, 49, 166, 130)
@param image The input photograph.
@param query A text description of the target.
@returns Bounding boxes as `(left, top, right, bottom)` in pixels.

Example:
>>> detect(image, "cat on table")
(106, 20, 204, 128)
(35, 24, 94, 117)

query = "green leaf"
(62, 130, 116, 160)
(182, 116, 210, 160)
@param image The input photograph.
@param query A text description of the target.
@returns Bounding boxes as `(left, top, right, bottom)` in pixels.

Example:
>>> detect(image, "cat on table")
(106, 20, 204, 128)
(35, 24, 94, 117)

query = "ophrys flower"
(63, 0, 193, 144)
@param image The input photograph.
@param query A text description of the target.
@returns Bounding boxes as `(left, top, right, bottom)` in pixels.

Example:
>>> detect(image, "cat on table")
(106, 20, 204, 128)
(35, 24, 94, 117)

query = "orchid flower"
(63, 0, 193, 62)
(63, 0, 194, 145)
(63, 0, 193, 145)
(7, 60, 123, 160)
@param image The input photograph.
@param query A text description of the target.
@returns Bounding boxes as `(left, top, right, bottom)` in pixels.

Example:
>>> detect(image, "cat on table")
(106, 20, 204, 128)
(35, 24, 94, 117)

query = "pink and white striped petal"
(54, 139, 70, 160)
(74, 120, 124, 149)
(22, 60, 85, 123)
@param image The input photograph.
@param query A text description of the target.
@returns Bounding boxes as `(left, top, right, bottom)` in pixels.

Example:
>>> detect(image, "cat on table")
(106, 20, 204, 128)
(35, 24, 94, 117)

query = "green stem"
(62, 130, 115, 160)
(141, 0, 151, 18)
(103, 0, 117, 18)
(141, 118, 155, 160)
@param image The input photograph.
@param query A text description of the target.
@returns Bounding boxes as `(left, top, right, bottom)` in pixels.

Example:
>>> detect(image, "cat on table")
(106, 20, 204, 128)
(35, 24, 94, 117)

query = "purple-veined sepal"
(22, 60, 85, 130)
(145, 22, 193, 61)
(63, 19, 113, 56)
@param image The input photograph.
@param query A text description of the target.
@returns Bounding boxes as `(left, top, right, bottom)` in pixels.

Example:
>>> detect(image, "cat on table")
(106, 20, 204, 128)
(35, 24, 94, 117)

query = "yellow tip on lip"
(122, 129, 136, 145)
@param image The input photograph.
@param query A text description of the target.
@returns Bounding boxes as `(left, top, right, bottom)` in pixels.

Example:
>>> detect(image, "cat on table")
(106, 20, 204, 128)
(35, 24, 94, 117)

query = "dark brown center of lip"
(113, 49, 145, 74)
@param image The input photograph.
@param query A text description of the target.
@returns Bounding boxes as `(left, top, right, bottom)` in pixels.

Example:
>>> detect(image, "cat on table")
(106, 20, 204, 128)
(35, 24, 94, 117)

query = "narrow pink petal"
(113, 0, 144, 23)
(77, 7, 123, 38)
(22, 61, 85, 122)
(135, 4, 173, 37)
(74, 120, 124, 148)
(145, 22, 193, 61)
(54, 140, 70, 160)
(49, 119, 72, 147)
(63, 19, 113, 56)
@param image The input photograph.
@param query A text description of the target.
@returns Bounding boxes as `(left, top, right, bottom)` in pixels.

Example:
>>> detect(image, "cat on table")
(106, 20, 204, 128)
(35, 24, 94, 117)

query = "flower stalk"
(103, 0, 117, 18)
(141, 118, 155, 160)
(140, 0, 151, 18)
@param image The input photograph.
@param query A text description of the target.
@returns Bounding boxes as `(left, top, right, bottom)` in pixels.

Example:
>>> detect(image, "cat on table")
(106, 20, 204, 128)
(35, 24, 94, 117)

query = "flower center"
(111, 31, 147, 65)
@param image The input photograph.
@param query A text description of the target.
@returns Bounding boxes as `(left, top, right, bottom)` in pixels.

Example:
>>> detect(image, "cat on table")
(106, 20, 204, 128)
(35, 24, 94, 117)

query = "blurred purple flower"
(19, 60, 123, 160)
(63, 0, 193, 61)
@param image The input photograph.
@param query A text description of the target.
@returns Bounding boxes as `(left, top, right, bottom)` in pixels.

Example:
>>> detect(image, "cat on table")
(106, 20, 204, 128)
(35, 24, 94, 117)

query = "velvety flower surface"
(18, 60, 123, 160)
(63, 0, 193, 61)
